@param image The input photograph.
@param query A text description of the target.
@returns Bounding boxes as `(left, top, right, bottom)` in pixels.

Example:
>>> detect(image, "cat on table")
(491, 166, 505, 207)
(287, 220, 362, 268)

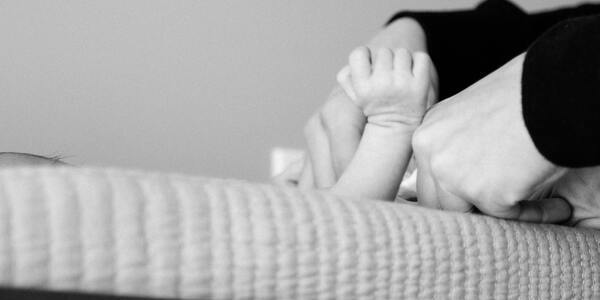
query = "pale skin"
(330, 46, 432, 200)
(273, 17, 436, 190)
(274, 17, 600, 228)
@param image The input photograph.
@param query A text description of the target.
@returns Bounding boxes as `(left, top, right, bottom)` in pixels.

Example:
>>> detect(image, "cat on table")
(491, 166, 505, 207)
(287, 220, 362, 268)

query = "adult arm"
(412, 53, 570, 222)
(412, 16, 600, 227)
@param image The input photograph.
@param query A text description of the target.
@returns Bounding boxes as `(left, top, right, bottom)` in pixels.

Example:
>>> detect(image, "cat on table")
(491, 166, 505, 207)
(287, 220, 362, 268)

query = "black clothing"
(523, 16, 600, 167)
(388, 0, 528, 100)
(387, 0, 600, 100)
(387, 0, 600, 167)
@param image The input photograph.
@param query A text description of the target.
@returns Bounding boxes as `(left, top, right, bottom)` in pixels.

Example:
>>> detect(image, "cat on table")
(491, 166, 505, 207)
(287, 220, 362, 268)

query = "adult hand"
(552, 167, 600, 229)
(412, 53, 572, 223)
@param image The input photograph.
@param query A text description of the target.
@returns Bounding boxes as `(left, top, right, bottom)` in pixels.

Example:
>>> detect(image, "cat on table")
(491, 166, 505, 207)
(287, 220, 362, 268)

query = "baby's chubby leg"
(331, 47, 432, 200)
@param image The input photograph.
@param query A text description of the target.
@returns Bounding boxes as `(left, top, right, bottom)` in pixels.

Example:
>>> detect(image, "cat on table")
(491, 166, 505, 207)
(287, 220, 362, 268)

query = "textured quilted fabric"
(0, 167, 598, 299)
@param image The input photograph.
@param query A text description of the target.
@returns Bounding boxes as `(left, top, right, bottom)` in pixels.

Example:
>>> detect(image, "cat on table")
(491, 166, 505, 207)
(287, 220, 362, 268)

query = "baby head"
(0, 152, 67, 167)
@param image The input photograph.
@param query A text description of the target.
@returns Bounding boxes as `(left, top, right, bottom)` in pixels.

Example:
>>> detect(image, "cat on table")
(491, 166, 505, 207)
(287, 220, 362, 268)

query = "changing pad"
(0, 167, 598, 299)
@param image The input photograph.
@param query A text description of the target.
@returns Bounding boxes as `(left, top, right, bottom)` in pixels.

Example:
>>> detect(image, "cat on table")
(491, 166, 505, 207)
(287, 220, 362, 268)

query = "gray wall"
(0, 0, 593, 180)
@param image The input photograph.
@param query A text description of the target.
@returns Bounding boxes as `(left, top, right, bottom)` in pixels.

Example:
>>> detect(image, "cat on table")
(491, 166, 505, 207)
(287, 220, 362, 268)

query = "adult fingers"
(414, 150, 473, 213)
(435, 182, 474, 213)
(349, 46, 372, 85)
(303, 115, 337, 188)
(416, 162, 441, 209)
(477, 197, 572, 224)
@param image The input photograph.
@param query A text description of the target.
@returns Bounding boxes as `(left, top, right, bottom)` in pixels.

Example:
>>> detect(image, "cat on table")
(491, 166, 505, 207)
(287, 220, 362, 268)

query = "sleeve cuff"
(522, 15, 600, 167)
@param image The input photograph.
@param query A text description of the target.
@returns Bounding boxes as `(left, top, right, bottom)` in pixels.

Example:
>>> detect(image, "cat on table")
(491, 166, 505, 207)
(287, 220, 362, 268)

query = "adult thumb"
(481, 197, 572, 224)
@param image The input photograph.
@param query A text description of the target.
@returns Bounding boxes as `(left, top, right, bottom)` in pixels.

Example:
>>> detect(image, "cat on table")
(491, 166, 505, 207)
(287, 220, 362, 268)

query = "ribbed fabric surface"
(0, 167, 598, 299)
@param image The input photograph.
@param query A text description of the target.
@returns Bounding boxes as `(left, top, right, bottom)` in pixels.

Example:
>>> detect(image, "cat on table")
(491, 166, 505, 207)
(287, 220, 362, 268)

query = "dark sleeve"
(386, 0, 533, 99)
(385, 0, 600, 100)
(522, 15, 600, 167)
(529, 3, 600, 35)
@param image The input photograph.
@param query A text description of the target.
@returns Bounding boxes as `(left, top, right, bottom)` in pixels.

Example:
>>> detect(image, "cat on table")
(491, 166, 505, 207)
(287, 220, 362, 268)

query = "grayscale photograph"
(0, 0, 599, 299)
